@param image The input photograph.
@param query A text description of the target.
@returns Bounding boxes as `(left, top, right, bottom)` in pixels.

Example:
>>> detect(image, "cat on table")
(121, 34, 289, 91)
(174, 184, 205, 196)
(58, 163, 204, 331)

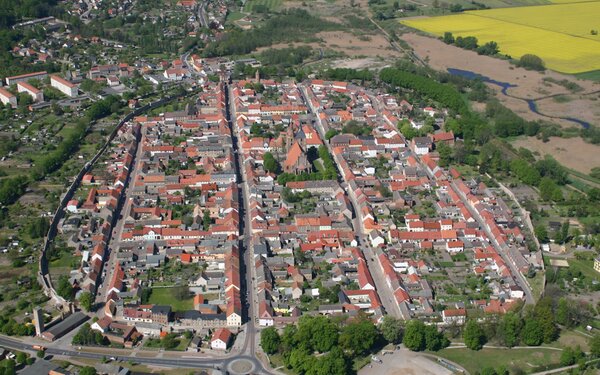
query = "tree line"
(380, 67, 469, 114)
(442, 32, 500, 56)
(260, 315, 383, 375)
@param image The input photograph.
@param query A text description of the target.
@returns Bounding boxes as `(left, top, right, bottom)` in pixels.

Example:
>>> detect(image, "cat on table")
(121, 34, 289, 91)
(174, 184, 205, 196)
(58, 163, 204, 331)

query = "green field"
(436, 347, 562, 374)
(244, 0, 282, 12)
(568, 258, 600, 280)
(148, 288, 193, 311)
(575, 69, 600, 82)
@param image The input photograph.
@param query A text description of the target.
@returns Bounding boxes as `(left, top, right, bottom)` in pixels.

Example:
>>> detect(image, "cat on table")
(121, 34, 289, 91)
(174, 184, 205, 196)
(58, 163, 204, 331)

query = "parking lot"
(358, 348, 455, 375)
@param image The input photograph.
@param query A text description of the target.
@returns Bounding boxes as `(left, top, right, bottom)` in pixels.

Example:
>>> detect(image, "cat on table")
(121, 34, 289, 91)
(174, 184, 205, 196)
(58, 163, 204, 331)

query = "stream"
(447, 68, 591, 128)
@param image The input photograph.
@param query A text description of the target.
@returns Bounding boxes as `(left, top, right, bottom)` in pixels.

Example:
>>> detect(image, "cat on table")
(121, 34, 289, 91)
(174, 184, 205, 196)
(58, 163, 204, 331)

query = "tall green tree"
(79, 291, 93, 312)
(521, 318, 543, 346)
(496, 312, 522, 347)
(263, 152, 280, 174)
(464, 320, 486, 350)
(307, 347, 349, 375)
(260, 327, 281, 355)
(403, 320, 426, 351)
(339, 317, 379, 356)
(380, 316, 403, 344)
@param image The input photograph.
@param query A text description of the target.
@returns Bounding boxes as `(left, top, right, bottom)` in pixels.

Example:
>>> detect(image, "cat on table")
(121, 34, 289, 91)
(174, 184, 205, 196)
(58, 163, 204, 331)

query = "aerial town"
(0, 0, 600, 375)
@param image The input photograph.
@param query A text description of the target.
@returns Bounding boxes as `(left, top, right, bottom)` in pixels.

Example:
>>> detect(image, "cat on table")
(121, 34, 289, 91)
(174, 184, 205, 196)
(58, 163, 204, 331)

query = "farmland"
(401, 1, 600, 73)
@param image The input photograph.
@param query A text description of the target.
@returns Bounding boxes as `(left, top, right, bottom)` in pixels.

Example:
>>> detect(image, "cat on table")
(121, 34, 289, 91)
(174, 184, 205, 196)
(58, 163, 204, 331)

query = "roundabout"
(226, 355, 260, 374)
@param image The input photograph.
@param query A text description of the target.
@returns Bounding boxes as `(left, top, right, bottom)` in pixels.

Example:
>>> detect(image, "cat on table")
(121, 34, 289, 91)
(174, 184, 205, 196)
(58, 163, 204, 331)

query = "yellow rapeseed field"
(401, 1, 600, 73)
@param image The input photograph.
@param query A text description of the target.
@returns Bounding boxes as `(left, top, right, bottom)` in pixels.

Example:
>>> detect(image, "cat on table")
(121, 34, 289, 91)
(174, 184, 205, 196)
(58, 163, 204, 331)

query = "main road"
(298, 84, 403, 319)
(27, 82, 276, 374)
(450, 180, 535, 304)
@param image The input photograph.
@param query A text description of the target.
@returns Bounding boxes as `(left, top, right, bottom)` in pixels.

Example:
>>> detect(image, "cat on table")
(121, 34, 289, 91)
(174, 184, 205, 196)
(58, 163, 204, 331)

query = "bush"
(518, 54, 545, 71)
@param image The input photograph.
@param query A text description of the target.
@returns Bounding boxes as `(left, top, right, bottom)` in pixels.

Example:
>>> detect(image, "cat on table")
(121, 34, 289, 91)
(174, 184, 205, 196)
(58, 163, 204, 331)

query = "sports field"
(401, 1, 600, 73)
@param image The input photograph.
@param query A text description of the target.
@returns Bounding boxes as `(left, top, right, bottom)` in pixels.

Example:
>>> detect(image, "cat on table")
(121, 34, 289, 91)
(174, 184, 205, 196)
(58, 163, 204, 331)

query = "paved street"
(450, 180, 534, 304)
(298, 84, 403, 319)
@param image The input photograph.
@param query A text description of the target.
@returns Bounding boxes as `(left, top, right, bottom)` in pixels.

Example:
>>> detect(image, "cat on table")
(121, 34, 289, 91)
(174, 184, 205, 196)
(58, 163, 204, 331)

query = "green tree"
(555, 298, 570, 327)
(26, 217, 49, 238)
(260, 327, 281, 355)
(339, 317, 379, 356)
(521, 318, 543, 346)
(56, 275, 74, 300)
(403, 320, 426, 351)
(437, 142, 453, 167)
(560, 347, 576, 366)
(518, 54, 545, 71)
(590, 334, 600, 357)
(307, 347, 349, 375)
(79, 291, 93, 312)
(203, 210, 211, 231)
(15, 352, 27, 364)
(288, 347, 311, 374)
(295, 316, 339, 353)
(325, 129, 338, 140)
(380, 316, 403, 344)
(263, 152, 280, 174)
(464, 319, 486, 350)
(477, 41, 499, 56)
(534, 225, 549, 243)
(424, 325, 448, 351)
(399, 121, 418, 140)
(455, 36, 478, 50)
(443, 31, 455, 44)
(539, 177, 562, 202)
(534, 297, 559, 343)
(496, 312, 522, 347)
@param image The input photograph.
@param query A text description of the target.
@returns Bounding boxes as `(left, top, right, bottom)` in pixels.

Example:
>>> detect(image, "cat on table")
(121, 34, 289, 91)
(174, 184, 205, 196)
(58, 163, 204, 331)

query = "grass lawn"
(554, 330, 590, 352)
(575, 69, 600, 82)
(226, 11, 245, 23)
(148, 288, 193, 311)
(174, 337, 192, 351)
(568, 258, 600, 281)
(50, 254, 80, 268)
(436, 347, 562, 374)
(528, 271, 545, 301)
(244, 0, 282, 12)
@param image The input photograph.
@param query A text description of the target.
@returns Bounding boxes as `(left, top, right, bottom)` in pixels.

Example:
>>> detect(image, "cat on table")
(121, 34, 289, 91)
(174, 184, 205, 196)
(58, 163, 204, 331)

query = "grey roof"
(19, 359, 62, 375)
(44, 311, 88, 339)
(151, 305, 171, 315)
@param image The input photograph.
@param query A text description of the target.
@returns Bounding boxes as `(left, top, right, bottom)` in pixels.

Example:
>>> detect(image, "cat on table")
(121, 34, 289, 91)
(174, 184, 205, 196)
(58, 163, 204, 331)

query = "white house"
(446, 240, 464, 253)
(210, 328, 232, 350)
(442, 308, 466, 325)
(163, 68, 186, 81)
(17, 82, 44, 102)
(369, 230, 386, 248)
(66, 199, 79, 213)
(0, 87, 17, 108)
(50, 75, 78, 97)
(227, 311, 242, 327)
(91, 316, 112, 333)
